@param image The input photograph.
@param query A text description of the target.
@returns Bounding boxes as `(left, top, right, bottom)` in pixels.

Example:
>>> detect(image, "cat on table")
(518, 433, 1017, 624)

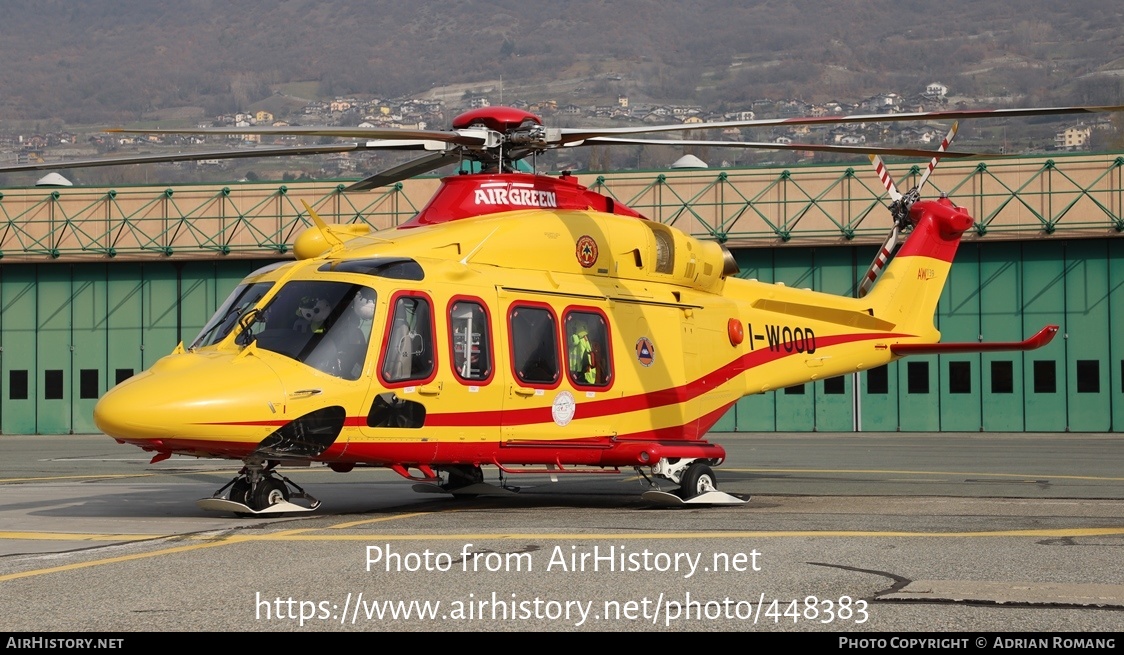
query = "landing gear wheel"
(229, 479, 251, 505)
(251, 477, 290, 510)
(677, 463, 717, 500)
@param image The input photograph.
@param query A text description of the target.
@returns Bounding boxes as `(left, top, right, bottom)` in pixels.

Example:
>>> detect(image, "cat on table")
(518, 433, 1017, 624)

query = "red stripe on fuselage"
(198, 330, 906, 431)
(420, 330, 905, 427)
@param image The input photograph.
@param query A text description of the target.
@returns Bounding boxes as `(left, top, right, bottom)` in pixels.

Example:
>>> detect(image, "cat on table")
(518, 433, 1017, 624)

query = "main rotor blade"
(0, 143, 370, 173)
(109, 125, 490, 147)
(555, 104, 1124, 144)
(580, 136, 992, 159)
(344, 151, 460, 192)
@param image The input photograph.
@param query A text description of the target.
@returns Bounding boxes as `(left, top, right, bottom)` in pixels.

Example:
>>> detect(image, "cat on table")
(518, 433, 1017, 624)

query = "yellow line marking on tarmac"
(0, 537, 237, 583)
(256, 527, 1124, 541)
(0, 473, 156, 483)
(0, 512, 428, 583)
(0, 532, 154, 542)
(329, 511, 436, 529)
(727, 468, 1124, 482)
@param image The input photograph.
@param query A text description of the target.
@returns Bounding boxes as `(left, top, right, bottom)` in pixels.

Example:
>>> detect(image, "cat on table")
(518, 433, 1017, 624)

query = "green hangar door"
(0, 260, 273, 435)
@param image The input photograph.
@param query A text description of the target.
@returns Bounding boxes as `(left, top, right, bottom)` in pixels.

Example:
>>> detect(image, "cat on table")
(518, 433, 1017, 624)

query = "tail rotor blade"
(858, 225, 901, 298)
(869, 154, 902, 201)
(915, 121, 959, 193)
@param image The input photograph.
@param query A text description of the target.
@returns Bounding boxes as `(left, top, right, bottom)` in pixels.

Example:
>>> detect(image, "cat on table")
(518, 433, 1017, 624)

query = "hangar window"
(907, 361, 929, 394)
(783, 384, 805, 395)
(866, 366, 888, 394)
(1033, 360, 1056, 393)
(44, 370, 63, 400)
(115, 369, 134, 385)
(9, 370, 28, 400)
(823, 376, 845, 395)
(80, 369, 99, 399)
(1076, 360, 1100, 393)
(990, 361, 1013, 394)
(948, 361, 971, 394)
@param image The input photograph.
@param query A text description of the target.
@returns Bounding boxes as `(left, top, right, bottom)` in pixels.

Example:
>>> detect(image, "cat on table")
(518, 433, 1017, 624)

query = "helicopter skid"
(641, 490, 749, 507)
(196, 497, 321, 515)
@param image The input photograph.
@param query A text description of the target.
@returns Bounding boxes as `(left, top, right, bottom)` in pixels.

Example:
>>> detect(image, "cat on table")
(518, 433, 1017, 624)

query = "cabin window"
(564, 310, 612, 388)
(381, 294, 436, 384)
(449, 299, 492, 383)
(510, 305, 560, 386)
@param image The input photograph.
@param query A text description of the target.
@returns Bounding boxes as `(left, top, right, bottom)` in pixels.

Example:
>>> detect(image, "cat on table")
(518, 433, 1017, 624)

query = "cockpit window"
(191, 282, 274, 349)
(245, 281, 376, 380)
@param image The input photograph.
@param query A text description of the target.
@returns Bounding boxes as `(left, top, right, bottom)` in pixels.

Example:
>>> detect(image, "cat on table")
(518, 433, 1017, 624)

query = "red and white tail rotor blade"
(916, 121, 959, 193)
(858, 225, 901, 298)
(869, 154, 903, 202)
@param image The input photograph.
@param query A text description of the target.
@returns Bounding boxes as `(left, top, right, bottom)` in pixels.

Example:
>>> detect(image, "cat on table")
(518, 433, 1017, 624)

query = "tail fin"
(863, 196, 973, 338)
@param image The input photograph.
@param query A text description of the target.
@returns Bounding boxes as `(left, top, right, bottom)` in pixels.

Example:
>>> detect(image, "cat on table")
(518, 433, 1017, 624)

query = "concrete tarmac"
(1, 432, 1123, 633)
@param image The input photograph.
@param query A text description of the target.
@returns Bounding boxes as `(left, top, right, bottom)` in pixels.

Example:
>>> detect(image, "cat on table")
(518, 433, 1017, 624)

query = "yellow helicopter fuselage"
(94, 183, 965, 477)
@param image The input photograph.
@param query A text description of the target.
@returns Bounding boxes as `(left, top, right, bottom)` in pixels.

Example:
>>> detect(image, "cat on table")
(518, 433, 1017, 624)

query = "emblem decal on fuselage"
(575, 235, 598, 268)
(552, 391, 576, 426)
(635, 337, 655, 367)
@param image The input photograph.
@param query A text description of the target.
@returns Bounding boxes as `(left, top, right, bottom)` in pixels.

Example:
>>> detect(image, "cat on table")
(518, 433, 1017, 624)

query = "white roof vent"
(36, 172, 73, 187)
(670, 154, 708, 169)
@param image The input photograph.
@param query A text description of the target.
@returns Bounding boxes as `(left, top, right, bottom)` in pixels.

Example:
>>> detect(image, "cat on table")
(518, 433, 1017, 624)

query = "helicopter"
(3, 103, 1121, 513)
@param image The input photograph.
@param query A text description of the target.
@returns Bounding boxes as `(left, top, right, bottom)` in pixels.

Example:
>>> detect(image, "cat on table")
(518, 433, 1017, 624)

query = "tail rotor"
(858, 121, 958, 298)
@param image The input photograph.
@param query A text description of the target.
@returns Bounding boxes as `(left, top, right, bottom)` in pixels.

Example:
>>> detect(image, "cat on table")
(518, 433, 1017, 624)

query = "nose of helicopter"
(94, 351, 286, 450)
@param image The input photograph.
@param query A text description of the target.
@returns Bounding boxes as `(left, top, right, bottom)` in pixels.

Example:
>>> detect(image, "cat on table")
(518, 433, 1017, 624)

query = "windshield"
(246, 281, 376, 380)
(191, 282, 274, 349)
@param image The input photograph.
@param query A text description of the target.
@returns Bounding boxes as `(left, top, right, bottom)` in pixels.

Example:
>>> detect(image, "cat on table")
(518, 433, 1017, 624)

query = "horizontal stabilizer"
(890, 325, 1058, 355)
